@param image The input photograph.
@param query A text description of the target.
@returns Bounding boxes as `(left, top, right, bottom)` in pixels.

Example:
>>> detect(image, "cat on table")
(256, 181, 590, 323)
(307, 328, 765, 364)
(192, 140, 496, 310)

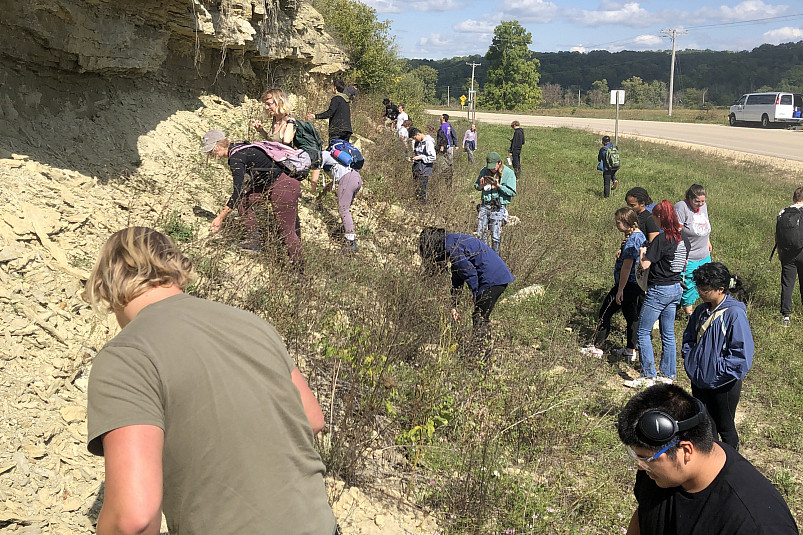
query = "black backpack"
(776, 206, 803, 252)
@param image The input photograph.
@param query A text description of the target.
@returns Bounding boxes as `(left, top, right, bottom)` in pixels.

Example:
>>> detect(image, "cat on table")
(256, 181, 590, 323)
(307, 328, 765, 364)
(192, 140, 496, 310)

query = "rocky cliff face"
(0, 0, 347, 173)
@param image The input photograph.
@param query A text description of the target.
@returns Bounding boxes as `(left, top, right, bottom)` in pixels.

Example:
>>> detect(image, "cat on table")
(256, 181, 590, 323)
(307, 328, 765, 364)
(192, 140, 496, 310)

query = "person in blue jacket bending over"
(419, 227, 514, 358)
(681, 262, 754, 451)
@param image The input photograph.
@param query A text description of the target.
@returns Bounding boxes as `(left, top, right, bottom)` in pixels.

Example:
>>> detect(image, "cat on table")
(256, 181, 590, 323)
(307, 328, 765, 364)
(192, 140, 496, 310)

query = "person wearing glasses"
(681, 262, 753, 451)
(675, 184, 712, 316)
(617, 384, 798, 535)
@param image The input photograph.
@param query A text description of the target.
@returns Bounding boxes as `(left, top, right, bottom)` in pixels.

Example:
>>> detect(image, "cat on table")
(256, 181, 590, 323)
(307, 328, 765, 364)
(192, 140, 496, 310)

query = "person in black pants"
(307, 78, 353, 193)
(581, 207, 645, 359)
(508, 120, 525, 178)
(681, 262, 754, 450)
(597, 135, 618, 198)
(778, 186, 803, 327)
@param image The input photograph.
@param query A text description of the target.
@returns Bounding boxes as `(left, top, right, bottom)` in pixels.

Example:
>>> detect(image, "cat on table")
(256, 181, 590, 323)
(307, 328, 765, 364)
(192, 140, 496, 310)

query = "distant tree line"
(408, 41, 803, 107)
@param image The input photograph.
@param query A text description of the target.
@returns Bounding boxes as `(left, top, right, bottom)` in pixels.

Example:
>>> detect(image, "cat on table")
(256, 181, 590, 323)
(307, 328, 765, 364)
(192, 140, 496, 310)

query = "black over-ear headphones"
(637, 398, 707, 446)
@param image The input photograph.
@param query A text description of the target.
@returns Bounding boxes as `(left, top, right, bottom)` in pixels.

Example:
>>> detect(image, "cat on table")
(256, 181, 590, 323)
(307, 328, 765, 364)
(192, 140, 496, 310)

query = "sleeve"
(226, 153, 248, 209)
(315, 97, 337, 120)
(644, 215, 660, 236)
(462, 130, 468, 146)
(645, 235, 663, 264)
(598, 147, 606, 163)
(723, 309, 755, 380)
(620, 237, 640, 260)
(449, 248, 480, 297)
(675, 202, 689, 226)
(450, 127, 457, 146)
(680, 311, 698, 360)
(421, 138, 437, 163)
(87, 345, 165, 456)
(499, 169, 517, 198)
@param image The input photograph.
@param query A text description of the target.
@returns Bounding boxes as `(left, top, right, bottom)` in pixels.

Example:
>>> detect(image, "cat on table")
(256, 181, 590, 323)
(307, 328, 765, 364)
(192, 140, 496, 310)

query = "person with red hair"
(625, 200, 691, 388)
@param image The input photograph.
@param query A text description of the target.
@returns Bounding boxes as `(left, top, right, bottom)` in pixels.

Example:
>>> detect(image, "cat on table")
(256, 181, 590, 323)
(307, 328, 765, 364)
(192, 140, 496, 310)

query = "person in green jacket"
(474, 152, 517, 253)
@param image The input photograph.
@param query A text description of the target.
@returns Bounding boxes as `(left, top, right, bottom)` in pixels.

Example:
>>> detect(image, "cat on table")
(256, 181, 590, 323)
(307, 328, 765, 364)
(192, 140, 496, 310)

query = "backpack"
(387, 104, 399, 120)
(229, 141, 311, 176)
(329, 138, 364, 170)
(448, 125, 457, 147)
(776, 207, 803, 252)
(605, 145, 621, 169)
(293, 119, 324, 166)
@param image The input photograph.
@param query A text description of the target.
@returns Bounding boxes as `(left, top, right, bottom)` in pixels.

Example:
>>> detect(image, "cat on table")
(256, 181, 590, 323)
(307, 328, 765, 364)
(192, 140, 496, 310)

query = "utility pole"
(447, 86, 450, 107)
(466, 61, 481, 122)
(661, 28, 687, 117)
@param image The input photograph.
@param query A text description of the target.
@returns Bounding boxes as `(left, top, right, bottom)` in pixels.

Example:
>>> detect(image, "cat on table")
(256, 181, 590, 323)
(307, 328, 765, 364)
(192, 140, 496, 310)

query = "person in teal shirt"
(474, 152, 517, 253)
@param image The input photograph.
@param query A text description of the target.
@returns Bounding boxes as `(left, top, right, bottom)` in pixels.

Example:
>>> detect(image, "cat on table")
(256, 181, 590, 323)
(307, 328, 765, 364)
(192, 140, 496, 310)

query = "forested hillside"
(409, 41, 803, 106)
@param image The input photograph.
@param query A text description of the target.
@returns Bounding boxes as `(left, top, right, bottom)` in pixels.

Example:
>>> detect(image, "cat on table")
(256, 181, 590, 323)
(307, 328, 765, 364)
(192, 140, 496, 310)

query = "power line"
(576, 12, 803, 51)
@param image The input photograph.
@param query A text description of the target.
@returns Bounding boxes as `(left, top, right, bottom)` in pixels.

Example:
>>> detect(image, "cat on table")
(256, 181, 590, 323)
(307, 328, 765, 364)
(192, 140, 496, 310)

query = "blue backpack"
(329, 139, 364, 170)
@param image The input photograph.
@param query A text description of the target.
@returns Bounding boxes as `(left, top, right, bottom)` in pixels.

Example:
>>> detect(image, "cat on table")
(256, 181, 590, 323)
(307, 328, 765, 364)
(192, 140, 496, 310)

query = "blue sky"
(358, 0, 803, 59)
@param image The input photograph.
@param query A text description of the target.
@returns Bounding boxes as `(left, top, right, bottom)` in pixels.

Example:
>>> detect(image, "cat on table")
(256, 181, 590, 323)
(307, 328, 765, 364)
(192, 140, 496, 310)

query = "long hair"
(260, 88, 292, 117)
(84, 227, 194, 313)
(651, 200, 682, 244)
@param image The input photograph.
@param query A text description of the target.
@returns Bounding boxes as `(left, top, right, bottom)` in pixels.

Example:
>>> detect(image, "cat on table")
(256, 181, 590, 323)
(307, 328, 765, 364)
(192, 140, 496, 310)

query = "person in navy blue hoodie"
(419, 227, 514, 355)
(682, 262, 754, 451)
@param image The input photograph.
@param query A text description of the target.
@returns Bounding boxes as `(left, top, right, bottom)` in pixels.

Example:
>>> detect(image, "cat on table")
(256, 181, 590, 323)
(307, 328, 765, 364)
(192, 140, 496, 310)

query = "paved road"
(427, 109, 803, 163)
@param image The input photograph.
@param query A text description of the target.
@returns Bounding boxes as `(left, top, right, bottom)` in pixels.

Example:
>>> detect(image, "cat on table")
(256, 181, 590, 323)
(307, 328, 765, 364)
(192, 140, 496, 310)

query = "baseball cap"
(486, 152, 502, 166)
(199, 130, 226, 153)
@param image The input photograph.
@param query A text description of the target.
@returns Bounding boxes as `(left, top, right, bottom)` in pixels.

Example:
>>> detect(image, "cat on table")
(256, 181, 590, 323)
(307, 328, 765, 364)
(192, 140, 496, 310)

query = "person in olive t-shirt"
(618, 384, 798, 535)
(84, 227, 336, 535)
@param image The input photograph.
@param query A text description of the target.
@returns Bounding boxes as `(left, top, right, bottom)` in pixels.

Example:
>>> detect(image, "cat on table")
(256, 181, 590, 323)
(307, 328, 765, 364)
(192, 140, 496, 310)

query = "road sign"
(610, 90, 625, 105)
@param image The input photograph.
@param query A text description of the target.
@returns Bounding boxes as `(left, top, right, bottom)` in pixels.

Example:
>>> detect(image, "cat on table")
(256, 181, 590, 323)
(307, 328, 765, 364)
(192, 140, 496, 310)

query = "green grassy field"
(186, 105, 801, 533)
(439, 106, 729, 125)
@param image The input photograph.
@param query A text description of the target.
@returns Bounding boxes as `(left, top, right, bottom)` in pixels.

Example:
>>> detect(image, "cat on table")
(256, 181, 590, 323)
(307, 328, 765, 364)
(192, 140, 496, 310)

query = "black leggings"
(692, 379, 743, 450)
(472, 284, 508, 329)
(594, 282, 644, 349)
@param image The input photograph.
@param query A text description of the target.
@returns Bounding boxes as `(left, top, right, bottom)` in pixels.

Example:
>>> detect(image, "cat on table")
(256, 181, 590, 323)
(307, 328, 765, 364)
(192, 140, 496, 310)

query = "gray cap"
(199, 129, 226, 153)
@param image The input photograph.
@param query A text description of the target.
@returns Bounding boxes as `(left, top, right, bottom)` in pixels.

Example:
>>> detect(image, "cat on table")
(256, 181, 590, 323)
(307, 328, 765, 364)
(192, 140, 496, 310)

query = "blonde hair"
(261, 88, 292, 117)
(84, 227, 194, 313)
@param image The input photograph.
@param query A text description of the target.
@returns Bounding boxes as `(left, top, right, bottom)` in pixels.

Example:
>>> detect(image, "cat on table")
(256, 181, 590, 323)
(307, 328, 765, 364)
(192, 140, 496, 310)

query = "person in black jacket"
(307, 79, 353, 195)
(508, 120, 525, 178)
(307, 78, 352, 144)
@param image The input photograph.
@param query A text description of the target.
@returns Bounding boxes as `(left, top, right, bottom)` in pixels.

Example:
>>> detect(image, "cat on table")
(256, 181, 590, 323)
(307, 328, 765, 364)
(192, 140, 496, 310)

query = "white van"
(728, 92, 803, 127)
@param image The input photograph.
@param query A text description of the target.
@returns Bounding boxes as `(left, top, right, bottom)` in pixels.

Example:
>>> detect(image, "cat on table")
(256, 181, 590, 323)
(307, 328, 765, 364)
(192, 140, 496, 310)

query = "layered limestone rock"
(0, 0, 346, 80)
(0, 0, 347, 175)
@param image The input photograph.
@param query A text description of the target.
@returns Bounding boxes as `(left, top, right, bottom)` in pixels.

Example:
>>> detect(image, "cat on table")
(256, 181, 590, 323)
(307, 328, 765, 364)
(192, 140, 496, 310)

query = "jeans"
(464, 142, 475, 163)
(779, 247, 803, 316)
(637, 283, 682, 379)
(336, 171, 362, 235)
(692, 379, 743, 450)
(477, 204, 506, 252)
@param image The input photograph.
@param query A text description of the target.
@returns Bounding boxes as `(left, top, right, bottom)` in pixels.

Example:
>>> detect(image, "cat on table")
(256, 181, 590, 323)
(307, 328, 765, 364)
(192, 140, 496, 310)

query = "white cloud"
(364, 0, 463, 13)
(699, 0, 790, 22)
(411, 32, 490, 58)
(499, 0, 559, 22)
(571, 46, 587, 53)
(763, 26, 803, 43)
(633, 34, 663, 47)
(453, 19, 497, 33)
(570, 2, 657, 28)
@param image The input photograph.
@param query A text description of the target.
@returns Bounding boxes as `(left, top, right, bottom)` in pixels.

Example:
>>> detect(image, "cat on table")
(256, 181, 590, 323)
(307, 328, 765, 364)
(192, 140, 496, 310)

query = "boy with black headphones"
(617, 384, 797, 535)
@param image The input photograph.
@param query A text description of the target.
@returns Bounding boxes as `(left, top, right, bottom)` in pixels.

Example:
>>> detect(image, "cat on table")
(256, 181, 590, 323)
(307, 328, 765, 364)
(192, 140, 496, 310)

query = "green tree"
(408, 66, 438, 102)
(589, 79, 609, 108)
(481, 21, 542, 110)
(313, 0, 402, 92)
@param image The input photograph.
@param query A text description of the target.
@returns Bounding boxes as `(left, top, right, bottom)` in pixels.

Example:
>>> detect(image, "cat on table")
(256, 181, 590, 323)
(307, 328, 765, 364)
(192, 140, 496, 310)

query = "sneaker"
(783, 316, 790, 327)
(611, 179, 619, 191)
(655, 376, 674, 385)
(613, 347, 638, 362)
(345, 238, 358, 252)
(579, 345, 604, 357)
(624, 377, 655, 389)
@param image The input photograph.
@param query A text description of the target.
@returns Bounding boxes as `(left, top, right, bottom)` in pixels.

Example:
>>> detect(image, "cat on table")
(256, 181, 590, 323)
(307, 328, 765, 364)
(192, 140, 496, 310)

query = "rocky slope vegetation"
(0, 1, 439, 532)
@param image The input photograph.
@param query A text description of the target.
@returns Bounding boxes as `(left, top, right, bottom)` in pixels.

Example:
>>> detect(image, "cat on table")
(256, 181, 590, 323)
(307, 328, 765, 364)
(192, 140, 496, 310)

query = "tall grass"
(181, 103, 801, 533)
